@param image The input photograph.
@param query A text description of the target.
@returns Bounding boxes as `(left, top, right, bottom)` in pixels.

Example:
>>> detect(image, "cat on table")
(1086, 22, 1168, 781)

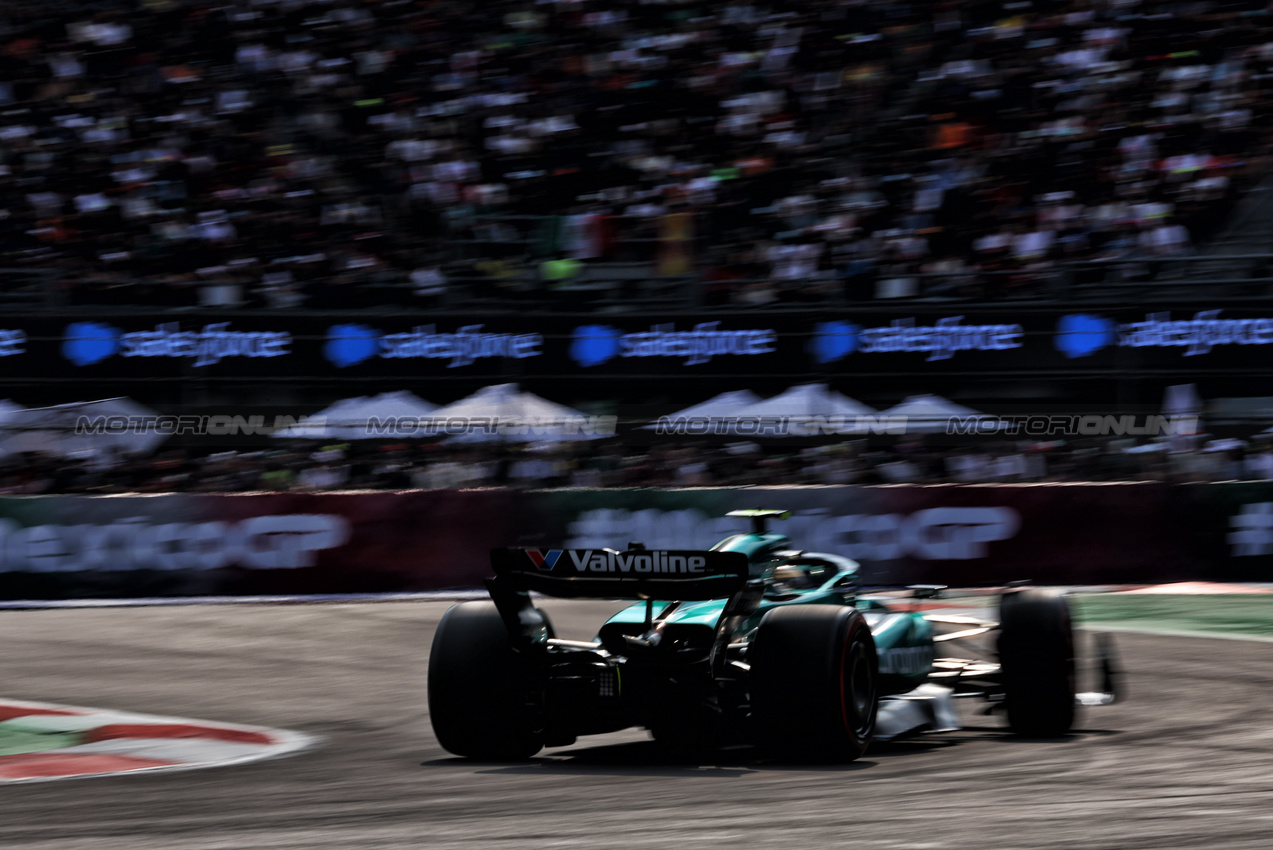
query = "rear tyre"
(428, 601, 548, 760)
(749, 606, 878, 762)
(998, 589, 1076, 737)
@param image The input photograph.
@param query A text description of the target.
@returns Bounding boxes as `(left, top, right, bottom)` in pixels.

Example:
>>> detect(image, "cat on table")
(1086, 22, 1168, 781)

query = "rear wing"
(489, 547, 749, 600)
(725, 508, 790, 534)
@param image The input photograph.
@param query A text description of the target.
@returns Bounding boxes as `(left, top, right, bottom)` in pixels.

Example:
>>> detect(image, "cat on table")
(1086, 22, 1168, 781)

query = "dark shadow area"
(424, 739, 880, 776)
(422, 722, 1126, 775)
(905, 725, 1124, 745)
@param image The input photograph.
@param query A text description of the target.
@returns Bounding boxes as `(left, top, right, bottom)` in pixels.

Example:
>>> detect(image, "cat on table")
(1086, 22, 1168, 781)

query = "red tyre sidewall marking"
(838, 613, 854, 739)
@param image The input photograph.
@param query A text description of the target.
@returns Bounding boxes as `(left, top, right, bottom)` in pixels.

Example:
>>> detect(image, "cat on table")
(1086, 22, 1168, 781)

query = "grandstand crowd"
(3, 0, 1273, 307)
(2, 0, 1272, 491)
(1, 436, 1267, 493)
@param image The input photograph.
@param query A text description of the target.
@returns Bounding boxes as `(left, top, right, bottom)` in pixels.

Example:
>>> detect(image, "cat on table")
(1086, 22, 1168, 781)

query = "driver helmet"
(769, 563, 816, 592)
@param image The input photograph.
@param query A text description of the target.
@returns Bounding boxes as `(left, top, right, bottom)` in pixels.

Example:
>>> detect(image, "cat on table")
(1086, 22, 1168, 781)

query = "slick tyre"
(428, 601, 549, 760)
(750, 605, 878, 762)
(998, 589, 1076, 737)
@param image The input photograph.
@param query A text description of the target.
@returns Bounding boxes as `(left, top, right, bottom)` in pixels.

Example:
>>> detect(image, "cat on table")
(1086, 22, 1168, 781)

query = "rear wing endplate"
(725, 509, 791, 534)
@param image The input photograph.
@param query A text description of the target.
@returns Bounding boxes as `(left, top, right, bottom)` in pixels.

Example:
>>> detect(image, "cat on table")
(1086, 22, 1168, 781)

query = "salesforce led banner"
(2, 307, 1273, 385)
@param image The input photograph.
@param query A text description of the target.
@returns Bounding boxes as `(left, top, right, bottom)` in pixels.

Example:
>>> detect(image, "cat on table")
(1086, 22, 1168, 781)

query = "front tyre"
(428, 601, 548, 760)
(749, 606, 878, 762)
(998, 589, 1076, 737)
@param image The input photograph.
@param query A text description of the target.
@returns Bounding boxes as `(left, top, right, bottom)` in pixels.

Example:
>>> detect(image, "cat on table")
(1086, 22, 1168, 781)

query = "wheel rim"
(842, 639, 875, 738)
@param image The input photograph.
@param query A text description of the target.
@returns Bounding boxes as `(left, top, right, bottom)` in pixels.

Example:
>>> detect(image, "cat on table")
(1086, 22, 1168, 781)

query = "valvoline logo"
(525, 549, 564, 570)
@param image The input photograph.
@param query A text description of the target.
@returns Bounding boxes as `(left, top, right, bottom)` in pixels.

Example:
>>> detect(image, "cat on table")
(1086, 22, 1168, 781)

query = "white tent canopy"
(663, 390, 763, 420)
(1163, 384, 1203, 417)
(0, 399, 29, 457)
(643, 390, 763, 431)
(274, 391, 437, 440)
(738, 384, 876, 418)
(0, 400, 25, 427)
(0, 397, 165, 458)
(1164, 384, 1204, 451)
(879, 394, 1006, 434)
(426, 383, 604, 442)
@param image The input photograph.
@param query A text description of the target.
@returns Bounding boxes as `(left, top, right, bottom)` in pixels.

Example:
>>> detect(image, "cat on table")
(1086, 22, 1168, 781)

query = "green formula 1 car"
(428, 510, 1119, 762)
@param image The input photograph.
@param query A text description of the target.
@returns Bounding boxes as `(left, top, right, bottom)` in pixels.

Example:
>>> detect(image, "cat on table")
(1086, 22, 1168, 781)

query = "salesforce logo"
(856, 317, 1023, 361)
(323, 324, 542, 368)
(0, 329, 27, 358)
(569, 322, 776, 367)
(570, 325, 622, 367)
(63, 322, 122, 366)
(1054, 310, 1273, 358)
(325, 324, 380, 367)
(1121, 310, 1273, 356)
(1055, 314, 1115, 359)
(809, 321, 859, 364)
(802, 317, 1022, 363)
(63, 322, 290, 367)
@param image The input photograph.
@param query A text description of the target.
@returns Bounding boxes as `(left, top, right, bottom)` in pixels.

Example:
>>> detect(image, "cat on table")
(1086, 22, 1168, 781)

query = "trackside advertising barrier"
(0, 484, 1268, 599)
(8, 306, 1273, 383)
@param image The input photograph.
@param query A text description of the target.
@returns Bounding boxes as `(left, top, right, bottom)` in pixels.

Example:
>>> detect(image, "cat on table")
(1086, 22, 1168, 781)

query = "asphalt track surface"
(1, 599, 1270, 849)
